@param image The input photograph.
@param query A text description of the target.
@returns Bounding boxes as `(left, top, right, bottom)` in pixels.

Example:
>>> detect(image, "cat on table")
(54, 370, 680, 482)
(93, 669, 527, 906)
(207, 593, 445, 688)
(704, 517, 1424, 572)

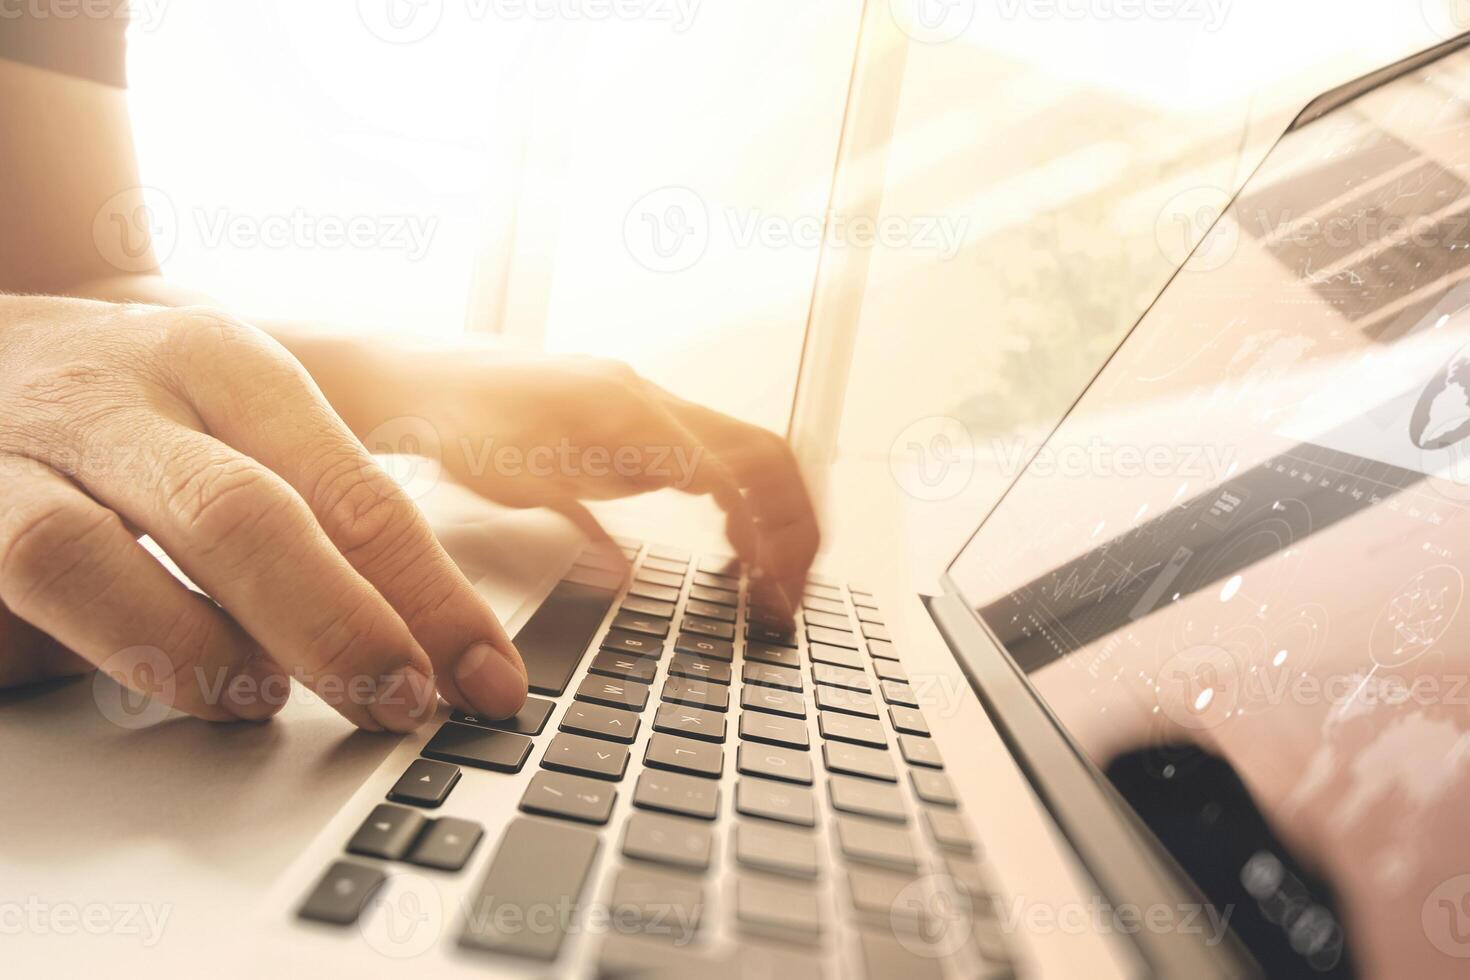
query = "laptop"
(9, 17, 1470, 980)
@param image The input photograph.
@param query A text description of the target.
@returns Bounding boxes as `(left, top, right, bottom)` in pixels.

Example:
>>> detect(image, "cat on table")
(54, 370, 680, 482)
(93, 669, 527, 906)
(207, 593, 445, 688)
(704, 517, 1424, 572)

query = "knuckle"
(303, 589, 387, 678)
(0, 496, 119, 607)
(161, 451, 292, 548)
(312, 452, 428, 571)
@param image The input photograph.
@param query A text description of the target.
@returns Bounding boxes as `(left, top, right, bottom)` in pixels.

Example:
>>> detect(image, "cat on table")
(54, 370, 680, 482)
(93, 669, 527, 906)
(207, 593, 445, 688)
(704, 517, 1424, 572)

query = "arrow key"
(387, 758, 462, 808)
(347, 803, 426, 861)
(542, 732, 630, 781)
(409, 817, 483, 871)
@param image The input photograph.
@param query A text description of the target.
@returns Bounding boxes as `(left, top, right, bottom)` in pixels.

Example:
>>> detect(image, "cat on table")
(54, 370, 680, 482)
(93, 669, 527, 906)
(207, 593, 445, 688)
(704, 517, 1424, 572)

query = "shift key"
(460, 817, 600, 960)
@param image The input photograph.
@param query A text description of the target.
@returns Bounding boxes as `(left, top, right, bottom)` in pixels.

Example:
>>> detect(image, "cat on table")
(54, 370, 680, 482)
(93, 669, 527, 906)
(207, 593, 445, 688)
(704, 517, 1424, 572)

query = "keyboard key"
(739, 712, 810, 749)
(857, 927, 945, 980)
(635, 568, 685, 589)
(735, 778, 816, 826)
(693, 571, 738, 590)
(516, 580, 616, 696)
(881, 680, 920, 708)
(600, 629, 664, 659)
(742, 661, 803, 692)
(823, 741, 897, 782)
(674, 633, 734, 662)
(849, 590, 877, 607)
(653, 703, 727, 743)
(735, 822, 819, 879)
(746, 623, 798, 648)
(813, 663, 869, 692)
(564, 565, 625, 591)
(576, 675, 650, 712)
(804, 610, 852, 632)
(818, 711, 887, 748)
(848, 866, 929, 927)
(874, 659, 908, 683)
(745, 642, 800, 669)
(682, 616, 735, 641)
(809, 642, 863, 670)
(835, 815, 919, 871)
(644, 733, 723, 778)
(629, 580, 680, 603)
(642, 556, 688, 575)
(889, 705, 930, 736)
(589, 650, 658, 684)
(519, 771, 618, 825)
(910, 769, 959, 807)
(622, 595, 676, 619)
(737, 742, 813, 784)
(621, 811, 714, 871)
(387, 758, 461, 808)
(298, 861, 385, 925)
(685, 598, 736, 622)
(542, 732, 630, 780)
(634, 770, 720, 820)
(804, 583, 842, 601)
(460, 816, 599, 959)
(862, 622, 892, 643)
(740, 684, 806, 718)
(661, 676, 730, 712)
(688, 584, 737, 606)
(452, 696, 555, 736)
(803, 596, 847, 617)
(576, 548, 628, 573)
(736, 875, 822, 943)
(608, 867, 703, 943)
(899, 733, 944, 768)
(347, 804, 426, 860)
(423, 722, 533, 772)
(828, 774, 907, 823)
(408, 817, 482, 871)
(612, 611, 671, 638)
(560, 702, 641, 744)
(856, 606, 884, 624)
(668, 652, 732, 685)
(866, 639, 899, 662)
(924, 809, 976, 854)
(698, 554, 740, 574)
(815, 684, 879, 718)
(646, 544, 690, 562)
(807, 625, 857, 649)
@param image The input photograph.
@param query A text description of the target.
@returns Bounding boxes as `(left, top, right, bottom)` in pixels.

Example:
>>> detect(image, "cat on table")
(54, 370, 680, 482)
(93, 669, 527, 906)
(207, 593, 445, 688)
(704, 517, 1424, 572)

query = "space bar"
(516, 580, 618, 695)
(460, 817, 600, 960)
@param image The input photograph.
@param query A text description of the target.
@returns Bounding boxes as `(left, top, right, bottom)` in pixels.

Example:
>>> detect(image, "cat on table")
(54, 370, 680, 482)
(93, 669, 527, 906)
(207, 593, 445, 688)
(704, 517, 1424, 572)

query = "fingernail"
(455, 641, 528, 718)
(369, 665, 436, 733)
(225, 653, 285, 722)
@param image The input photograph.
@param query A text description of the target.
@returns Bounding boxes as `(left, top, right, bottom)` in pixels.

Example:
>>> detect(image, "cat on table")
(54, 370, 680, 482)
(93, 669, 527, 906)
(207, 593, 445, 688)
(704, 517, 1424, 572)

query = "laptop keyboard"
(296, 539, 1015, 977)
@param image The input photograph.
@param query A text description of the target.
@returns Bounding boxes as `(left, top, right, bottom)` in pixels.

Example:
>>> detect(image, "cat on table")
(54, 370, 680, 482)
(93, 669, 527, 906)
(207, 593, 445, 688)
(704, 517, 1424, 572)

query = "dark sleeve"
(0, 1, 129, 87)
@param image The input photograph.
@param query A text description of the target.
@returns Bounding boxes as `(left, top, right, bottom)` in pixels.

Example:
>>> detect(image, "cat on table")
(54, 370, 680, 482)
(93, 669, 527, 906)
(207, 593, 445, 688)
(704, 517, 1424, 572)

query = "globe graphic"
(1411, 342, 1470, 450)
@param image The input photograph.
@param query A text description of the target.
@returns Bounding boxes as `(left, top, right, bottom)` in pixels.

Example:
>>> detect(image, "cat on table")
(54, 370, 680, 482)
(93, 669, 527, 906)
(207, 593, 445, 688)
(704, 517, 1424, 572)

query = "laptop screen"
(948, 42, 1470, 978)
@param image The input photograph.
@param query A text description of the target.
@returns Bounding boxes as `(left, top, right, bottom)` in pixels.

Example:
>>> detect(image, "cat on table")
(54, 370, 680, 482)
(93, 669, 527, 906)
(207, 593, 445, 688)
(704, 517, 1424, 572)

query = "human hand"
(0, 296, 528, 730)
